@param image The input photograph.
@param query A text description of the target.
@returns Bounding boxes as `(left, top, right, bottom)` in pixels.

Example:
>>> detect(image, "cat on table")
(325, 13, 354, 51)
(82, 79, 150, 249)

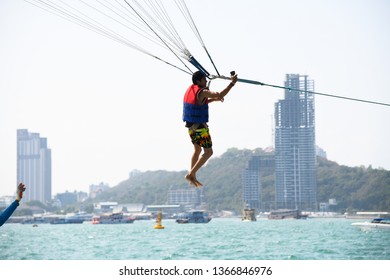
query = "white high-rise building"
(274, 74, 317, 211)
(17, 129, 52, 203)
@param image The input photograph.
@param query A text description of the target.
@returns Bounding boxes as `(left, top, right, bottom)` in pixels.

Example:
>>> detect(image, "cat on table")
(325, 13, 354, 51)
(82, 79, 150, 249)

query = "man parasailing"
(183, 71, 238, 187)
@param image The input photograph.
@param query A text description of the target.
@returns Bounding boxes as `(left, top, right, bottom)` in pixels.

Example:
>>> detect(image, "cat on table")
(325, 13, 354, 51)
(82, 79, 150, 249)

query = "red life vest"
(182, 84, 209, 124)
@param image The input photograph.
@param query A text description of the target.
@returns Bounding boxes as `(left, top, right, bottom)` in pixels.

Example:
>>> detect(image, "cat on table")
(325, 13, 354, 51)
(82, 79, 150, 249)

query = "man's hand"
(231, 74, 238, 84)
(16, 182, 26, 202)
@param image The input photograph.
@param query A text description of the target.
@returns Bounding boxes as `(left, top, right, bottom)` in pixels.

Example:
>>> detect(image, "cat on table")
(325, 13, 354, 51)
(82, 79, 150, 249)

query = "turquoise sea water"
(0, 218, 389, 260)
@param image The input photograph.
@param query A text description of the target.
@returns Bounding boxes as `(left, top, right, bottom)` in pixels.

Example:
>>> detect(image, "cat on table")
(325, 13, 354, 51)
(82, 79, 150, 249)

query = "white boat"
(242, 208, 256, 222)
(92, 213, 135, 224)
(351, 218, 390, 231)
(268, 209, 308, 220)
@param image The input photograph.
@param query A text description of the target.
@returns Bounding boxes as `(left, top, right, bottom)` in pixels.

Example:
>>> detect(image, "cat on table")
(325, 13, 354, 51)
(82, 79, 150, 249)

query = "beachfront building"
(17, 129, 52, 204)
(274, 74, 317, 211)
(167, 187, 204, 210)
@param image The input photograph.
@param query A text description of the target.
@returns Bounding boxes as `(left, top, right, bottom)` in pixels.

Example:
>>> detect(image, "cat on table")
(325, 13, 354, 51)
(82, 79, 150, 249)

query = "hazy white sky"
(1, 0, 389, 197)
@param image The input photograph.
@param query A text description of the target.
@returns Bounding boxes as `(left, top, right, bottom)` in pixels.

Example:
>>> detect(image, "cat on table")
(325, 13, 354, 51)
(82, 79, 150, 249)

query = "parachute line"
(188, 56, 210, 77)
(23, 0, 389, 107)
(25, 0, 192, 75)
(175, 0, 221, 76)
(123, 0, 193, 74)
(212, 75, 390, 107)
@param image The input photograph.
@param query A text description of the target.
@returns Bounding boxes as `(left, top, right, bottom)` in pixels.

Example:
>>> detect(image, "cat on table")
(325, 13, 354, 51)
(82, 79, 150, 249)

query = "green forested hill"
(95, 148, 390, 212)
(316, 157, 390, 211)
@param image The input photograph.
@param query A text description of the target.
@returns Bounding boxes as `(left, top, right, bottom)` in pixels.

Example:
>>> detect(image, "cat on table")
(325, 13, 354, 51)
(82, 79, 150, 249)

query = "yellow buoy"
(154, 209, 165, 229)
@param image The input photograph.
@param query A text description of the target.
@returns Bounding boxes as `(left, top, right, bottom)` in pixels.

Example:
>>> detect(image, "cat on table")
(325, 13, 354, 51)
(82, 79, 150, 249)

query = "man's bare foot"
(193, 178, 203, 187)
(185, 174, 197, 186)
(185, 174, 203, 187)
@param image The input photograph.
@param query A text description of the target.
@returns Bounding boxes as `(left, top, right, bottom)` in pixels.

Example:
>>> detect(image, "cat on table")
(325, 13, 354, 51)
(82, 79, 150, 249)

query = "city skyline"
(1, 0, 389, 197)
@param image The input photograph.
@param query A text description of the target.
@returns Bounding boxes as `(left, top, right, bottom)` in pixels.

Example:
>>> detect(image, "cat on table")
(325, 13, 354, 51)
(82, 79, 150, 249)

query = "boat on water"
(242, 208, 257, 222)
(21, 217, 48, 224)
(268, 209, 308, 220)
(50, 213, 92, 224)
(50, 218, 84, 224)
(351, 218, 390, 231)
(21, 212, 92, 224)
(176, 210, 211, 224)
(92, 213, 135, 224)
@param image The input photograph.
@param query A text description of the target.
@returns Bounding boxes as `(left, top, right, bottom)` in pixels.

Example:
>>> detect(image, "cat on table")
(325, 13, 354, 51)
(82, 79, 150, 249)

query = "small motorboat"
(175, 210, 211, 224)
(351, 218, 390, 231)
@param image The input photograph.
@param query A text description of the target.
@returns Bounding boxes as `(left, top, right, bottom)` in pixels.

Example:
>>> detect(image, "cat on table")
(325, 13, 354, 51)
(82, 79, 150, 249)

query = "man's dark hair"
(192, 71, 206, 84)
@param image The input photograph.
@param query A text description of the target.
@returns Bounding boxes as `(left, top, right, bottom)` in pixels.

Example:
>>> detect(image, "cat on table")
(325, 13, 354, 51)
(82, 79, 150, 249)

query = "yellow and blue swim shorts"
(188, 127, 212, 148)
